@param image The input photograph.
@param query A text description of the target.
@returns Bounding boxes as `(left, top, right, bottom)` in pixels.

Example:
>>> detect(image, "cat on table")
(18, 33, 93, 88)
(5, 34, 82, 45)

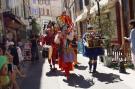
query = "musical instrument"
(85, 32, 102, 48)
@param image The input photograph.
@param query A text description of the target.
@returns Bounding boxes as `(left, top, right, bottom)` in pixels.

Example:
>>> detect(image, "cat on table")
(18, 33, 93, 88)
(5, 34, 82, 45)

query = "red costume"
(56, 11, 75, 80)
(42, 29, 58, 70)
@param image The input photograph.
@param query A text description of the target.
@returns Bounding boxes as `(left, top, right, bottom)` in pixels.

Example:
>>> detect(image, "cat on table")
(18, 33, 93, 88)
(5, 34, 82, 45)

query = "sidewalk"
(77, 54, 135, 89)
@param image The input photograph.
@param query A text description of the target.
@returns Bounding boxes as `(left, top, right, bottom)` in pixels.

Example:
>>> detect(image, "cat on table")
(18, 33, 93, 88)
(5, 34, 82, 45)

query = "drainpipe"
(1, 0, 6, 43)
(23, 0, 26, 18)
(68, 0, 75, 9)
(95, 0, 101, 28)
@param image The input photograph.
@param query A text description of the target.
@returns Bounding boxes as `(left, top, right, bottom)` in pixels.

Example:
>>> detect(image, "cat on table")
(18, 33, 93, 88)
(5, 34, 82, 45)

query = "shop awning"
(6, 19, 21, 29)
(75, 6, 88, 22)
(3, 11, 26, 27)
(90, 0, 109, 14)
(20, 18, 29, 26)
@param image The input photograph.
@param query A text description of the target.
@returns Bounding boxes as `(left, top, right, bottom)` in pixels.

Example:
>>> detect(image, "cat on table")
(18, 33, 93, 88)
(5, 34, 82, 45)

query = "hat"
(9, 41, 14, 46)
(87, 24, 94, 29)
(129, 19, 135, 24)
(0, 56, 7, 70)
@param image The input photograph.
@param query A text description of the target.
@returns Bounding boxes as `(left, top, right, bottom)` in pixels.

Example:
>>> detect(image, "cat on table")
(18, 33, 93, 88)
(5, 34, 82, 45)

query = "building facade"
(0, 0, 28, 43)
(73, 0, 89, 39)
(29, 0, 63, 29)
(69, 0, 135, 45)
(67, 0, 135, 60)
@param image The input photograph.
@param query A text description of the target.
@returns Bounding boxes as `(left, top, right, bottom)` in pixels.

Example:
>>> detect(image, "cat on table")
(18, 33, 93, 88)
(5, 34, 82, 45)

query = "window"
(44, 8, 46, 15)
(31, 8, 39, 15)
(121, 0, 129, 36)
(46, 9, 49, 15)
(38, 0, 40, 4)
(43, 0, 46, 4)
(40, 8, 44, 15)
(85, 0, 89, 6)
(79, 0, 83, 10)
(39, 8, 41, 16)
(45, 0, 50, 5)
(37, 8, 39, 15)
(38, 0, 42, 4)
(6, 0, 10, 9)
(32, 0, 37, 4)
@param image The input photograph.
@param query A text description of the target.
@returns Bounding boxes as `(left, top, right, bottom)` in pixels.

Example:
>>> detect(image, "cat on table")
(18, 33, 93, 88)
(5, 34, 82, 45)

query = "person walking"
(82, 25, 104, 73)
(56, 11, 75, 80)
(30, 32, 39, 62)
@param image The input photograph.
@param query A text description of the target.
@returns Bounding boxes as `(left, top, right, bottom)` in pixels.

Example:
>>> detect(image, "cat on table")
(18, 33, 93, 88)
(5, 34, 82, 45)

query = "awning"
(75, 6, 88, 22)
(6, 19, 21, 29)
(90, 0, 109, 14)
(3, 11, 25, 26)
(101, 9, 110, 15)
(20, 18, 29, 26)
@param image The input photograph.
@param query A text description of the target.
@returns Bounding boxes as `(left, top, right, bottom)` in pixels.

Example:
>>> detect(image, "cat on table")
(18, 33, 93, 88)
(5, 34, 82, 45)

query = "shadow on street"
(92, 72, 123, 84)
(63, 73, 94, 88)
(75, 65, 87, 70)
(46, 70, 65, 77)
(19, 58, 45, 89)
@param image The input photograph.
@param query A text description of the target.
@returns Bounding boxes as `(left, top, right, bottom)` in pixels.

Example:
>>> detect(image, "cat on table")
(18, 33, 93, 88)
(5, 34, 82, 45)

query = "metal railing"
(106, 44, 131, 67)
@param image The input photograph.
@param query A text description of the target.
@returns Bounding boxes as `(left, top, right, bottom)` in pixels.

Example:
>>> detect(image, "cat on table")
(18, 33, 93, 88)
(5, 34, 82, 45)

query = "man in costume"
(82, 25, 104, 73)
(56, 11, 75, 80)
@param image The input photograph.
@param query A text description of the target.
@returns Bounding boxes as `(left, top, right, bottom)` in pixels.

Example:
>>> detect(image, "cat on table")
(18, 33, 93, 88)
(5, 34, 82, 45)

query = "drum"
(82, 32, 104, 58)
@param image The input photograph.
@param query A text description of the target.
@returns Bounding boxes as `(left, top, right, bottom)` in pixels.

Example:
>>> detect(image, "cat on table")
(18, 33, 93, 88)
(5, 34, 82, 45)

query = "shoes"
(50, 65, 52, 70)
(52, 68, 57, 71)
(74, 64, 79, 68)
(89, 70, 98, 73)
(92, 70, 98, 74)
(76, 62, 80, 64)
(89, 70, 92, 73)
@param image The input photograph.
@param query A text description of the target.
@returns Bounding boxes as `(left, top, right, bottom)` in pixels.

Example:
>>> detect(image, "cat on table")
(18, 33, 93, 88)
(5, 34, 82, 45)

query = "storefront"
(3, 11, 25, 42)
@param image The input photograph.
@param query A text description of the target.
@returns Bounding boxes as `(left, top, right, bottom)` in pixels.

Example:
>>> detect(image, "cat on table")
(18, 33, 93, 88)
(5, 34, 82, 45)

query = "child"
(0, 56, 10, 89)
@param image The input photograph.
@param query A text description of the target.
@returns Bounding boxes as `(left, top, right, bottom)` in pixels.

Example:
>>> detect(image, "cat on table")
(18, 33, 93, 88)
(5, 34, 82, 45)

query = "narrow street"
(1, 0, 135, 89)
(18, 53, 135, 89)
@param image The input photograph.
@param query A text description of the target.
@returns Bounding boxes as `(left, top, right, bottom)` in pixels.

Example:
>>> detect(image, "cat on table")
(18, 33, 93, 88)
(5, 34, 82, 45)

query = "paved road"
(18, 54, 135, 89)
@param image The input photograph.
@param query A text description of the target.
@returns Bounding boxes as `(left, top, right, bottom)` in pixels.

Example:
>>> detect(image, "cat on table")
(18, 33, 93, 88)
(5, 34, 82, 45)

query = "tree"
(90, 6, 115, 48)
